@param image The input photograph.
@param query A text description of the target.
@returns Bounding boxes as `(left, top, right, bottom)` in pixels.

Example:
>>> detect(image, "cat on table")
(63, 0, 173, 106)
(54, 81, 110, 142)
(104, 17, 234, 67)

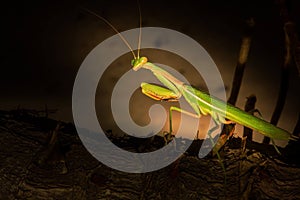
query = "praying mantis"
(132, 58, 296, 141)
(82, 6, 297, 157)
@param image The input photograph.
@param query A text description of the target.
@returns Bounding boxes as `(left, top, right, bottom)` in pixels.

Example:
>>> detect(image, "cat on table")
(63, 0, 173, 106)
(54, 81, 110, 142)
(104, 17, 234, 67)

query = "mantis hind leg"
(271, 139, 282, 155)
(164, 106, 227, 184)
(247, 110, 283, 155)
(202, 120, 227, 185)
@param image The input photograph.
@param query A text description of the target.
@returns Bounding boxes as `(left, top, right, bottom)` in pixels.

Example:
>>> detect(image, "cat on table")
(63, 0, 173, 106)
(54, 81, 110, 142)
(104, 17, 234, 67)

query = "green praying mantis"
(131, 58, 297, 142)
(83, 7, 298, 157)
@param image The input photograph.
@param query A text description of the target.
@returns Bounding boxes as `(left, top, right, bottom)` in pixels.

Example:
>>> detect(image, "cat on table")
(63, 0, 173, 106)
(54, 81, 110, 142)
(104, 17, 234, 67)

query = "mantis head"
(131, 56, 148, 71)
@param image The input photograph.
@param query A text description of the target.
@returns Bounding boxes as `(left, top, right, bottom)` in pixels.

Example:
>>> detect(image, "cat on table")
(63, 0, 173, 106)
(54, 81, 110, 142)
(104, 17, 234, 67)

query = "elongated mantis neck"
(142, 62, 185, 87)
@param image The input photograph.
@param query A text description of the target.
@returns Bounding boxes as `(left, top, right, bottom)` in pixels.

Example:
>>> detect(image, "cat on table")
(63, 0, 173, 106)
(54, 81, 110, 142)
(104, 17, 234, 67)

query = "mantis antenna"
(81, 7, 137, 59)
(137, 0, 142, 58)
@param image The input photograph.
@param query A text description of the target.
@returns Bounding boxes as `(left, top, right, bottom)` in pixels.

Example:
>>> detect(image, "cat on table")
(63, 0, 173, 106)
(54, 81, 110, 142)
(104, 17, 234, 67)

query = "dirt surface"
(0, 110, 299, 200)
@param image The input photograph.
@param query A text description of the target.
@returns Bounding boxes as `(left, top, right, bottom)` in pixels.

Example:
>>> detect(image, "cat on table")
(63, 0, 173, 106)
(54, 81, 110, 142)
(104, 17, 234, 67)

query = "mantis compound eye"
(140, 56, 148, 64)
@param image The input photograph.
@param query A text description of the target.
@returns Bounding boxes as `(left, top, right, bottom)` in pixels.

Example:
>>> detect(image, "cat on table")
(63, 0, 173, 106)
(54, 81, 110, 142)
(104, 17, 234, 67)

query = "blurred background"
(2, 0, 300, 145)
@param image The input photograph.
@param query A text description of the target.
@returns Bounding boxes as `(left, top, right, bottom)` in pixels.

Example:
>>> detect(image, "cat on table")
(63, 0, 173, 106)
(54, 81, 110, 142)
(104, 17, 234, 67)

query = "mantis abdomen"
(191, 87, 292, 140)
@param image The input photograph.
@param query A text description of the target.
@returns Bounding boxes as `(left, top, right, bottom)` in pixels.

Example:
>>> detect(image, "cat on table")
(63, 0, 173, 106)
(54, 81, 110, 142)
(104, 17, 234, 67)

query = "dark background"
(2, 0, 300, 144)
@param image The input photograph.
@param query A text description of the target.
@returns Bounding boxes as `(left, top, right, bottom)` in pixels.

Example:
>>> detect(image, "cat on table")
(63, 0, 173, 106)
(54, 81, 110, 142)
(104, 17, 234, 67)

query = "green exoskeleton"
(132, 56, 296, 140)
(82, 5, 298, 184)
